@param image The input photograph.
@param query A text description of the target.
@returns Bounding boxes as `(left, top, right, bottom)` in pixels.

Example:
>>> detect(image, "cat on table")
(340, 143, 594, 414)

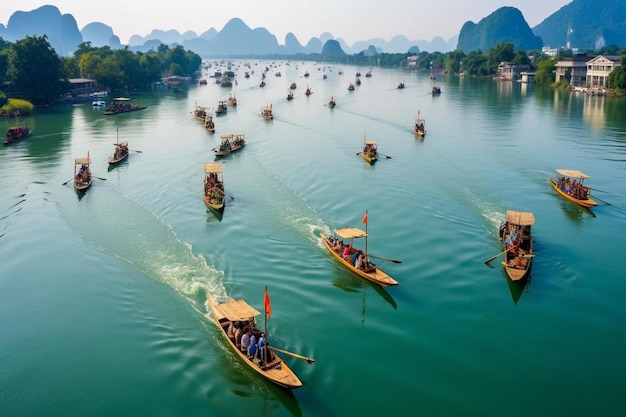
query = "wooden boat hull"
(414, 129, 425, 137)
(362, 154, 377, 164)
(103, 106, 146, 115)
(107, 153, 128, 165)
(74, 180, 92, 191)
(205, 294, 302, 389)
(549, 178, 597, 208)
(204, 197, 224, 214)
(320, 233, 398, 286)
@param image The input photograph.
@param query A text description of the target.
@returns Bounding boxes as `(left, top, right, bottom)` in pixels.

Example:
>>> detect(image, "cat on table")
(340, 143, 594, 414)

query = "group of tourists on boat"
(415, 121, 425, 135)
(6, 126, 30, 142)
(499, 221, 531, 270)
(226, 320, 271, 364)
(112, 142, 128, 160)
(75, 164, 91, 183)
(328, 236, 376, 272)
(203, 172, 224, 203)
(556, 176, 591, 201)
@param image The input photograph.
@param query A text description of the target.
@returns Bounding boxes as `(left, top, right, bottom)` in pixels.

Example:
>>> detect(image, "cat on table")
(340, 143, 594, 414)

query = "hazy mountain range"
(0, 1, 624, 57)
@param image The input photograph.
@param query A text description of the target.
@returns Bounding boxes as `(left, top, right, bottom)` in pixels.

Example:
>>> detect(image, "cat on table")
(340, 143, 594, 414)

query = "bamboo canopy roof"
(335, 227, 367, 239)
(204, 162, 223, 173)
(506, 210, 535, 226)
(555, 169, 590, 179)
(213, 298, 261, 321)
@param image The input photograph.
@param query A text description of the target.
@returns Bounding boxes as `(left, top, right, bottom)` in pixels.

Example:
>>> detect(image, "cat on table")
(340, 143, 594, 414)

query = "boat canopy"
(555, 169, 590, 179)
(204, 162, 223, 173)
(75, 157, 90, 164)
(214, 298, 261, 321)
(335, 227, 368, 239)
(364, 139, 377, 145)
(220, 134, 234, 139)
(506, 210, 535, 226)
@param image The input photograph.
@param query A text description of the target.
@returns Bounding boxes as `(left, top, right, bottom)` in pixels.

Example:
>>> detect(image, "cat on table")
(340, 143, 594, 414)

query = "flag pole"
(263, 286, 269, 363)
(364, 210, 368, 261)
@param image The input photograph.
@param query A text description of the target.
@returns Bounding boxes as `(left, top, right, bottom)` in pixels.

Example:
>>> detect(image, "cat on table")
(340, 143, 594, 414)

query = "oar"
(129, 149, 143, 153)
(594, 196, 612, 205)
(356, 152, 362, 156)
(484, 250, 507, 264)
(379, 153, 392, 159)
(590, 188, 610, 193)
(62, 178, 73, 186)
(368, 254, 402, 263)
(93, 176, 107, 181)
(268, 346, 315, 364)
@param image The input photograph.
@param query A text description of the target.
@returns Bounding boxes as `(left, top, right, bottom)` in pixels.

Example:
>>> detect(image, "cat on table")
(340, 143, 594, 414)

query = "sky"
(2, 1, 572, 45)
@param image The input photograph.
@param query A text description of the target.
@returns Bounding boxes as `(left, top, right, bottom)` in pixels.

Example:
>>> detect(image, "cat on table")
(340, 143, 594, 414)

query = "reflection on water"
(505, 272, 531, 305)
(332, 270, 398, 313)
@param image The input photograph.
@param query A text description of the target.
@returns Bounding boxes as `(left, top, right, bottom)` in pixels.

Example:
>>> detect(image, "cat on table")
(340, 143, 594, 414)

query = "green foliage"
(6, 35, 65, 104)
(607, 58, 626, 90)
(535, 58, 556, 85)
(1, 97, 34, 115)
(0, 91, 7, 107)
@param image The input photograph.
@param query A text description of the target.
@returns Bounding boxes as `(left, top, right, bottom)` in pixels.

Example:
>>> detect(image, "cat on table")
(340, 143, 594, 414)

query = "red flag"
(264, 286, 272, 319)
(362, 210, 368, 224)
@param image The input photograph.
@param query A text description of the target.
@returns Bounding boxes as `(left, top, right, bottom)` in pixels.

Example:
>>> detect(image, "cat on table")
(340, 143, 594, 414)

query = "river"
(1, 60, 625, 417)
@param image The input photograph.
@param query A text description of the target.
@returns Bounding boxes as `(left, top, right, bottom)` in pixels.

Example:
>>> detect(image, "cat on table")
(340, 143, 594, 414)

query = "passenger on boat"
(355, 253, 364, 270)
(247, 331, 257, 359)
(343, 244, 353, 262)
(227, 322, 236, 343)
(234, 323, 243, 349)
(258, 333, 266, 363)
(240, 329, 251, 353)
(333, 239, 343, 253)
(351, 250, 362, 266)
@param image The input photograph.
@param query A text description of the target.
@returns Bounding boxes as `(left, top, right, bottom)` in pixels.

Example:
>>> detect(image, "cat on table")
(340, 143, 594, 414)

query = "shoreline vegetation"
(0, 35, 624, 112)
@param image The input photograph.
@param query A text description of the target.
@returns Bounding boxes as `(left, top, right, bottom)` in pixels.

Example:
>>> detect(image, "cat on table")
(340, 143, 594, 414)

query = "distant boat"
(4, 125, 31, 145)
(414, 110, 426, 137)
(328, 96, 336, 108)
(103, 97, 146, 115)
(261, 103, 273, 120)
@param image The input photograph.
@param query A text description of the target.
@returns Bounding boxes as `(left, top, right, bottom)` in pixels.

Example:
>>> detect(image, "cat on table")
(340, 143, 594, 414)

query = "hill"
(533, 0, 626, 49)
(457, 7, 543, 53)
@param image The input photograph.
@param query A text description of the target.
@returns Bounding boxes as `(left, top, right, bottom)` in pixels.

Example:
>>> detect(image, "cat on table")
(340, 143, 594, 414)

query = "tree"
(534, 57, 556, 85)
(606, 56, 626, 92)
(7, 35, 65, 104)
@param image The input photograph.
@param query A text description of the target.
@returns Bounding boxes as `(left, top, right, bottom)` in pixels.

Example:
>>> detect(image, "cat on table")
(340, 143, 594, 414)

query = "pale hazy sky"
(2, 1, 572, 45)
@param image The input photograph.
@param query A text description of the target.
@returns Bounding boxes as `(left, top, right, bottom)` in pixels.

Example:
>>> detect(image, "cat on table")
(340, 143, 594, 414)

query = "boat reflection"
(332, 270, 398, 311)
(214, 338, 303, 417)
(504, 272, 531, 305)
(558, 200, 596, 221)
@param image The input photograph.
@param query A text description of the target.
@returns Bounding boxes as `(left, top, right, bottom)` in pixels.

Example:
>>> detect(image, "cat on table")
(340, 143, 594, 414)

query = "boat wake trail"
(57, 188, 227, 306)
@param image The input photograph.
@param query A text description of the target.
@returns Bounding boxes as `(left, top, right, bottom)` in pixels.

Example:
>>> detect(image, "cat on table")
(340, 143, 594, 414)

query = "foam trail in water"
(56, 189, 227, 306)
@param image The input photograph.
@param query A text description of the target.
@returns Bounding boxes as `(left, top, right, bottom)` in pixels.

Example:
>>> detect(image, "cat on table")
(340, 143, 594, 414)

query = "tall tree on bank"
(7, 35, 65, 104)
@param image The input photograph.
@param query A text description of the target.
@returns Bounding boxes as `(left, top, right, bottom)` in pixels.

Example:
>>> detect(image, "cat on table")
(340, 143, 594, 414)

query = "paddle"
(129, 149, 143, 153)
(484, 250, 507, 264)
(368, 254, 402, 263)
(93, 176, 107, 181)
(594, 196, 612, 205)
(268, 346, 315, 364)
(356, 152, 362, 156)
(379, 153, 392, 159)
(590, 188, 610, 193)
(62, 178, 73, 186)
